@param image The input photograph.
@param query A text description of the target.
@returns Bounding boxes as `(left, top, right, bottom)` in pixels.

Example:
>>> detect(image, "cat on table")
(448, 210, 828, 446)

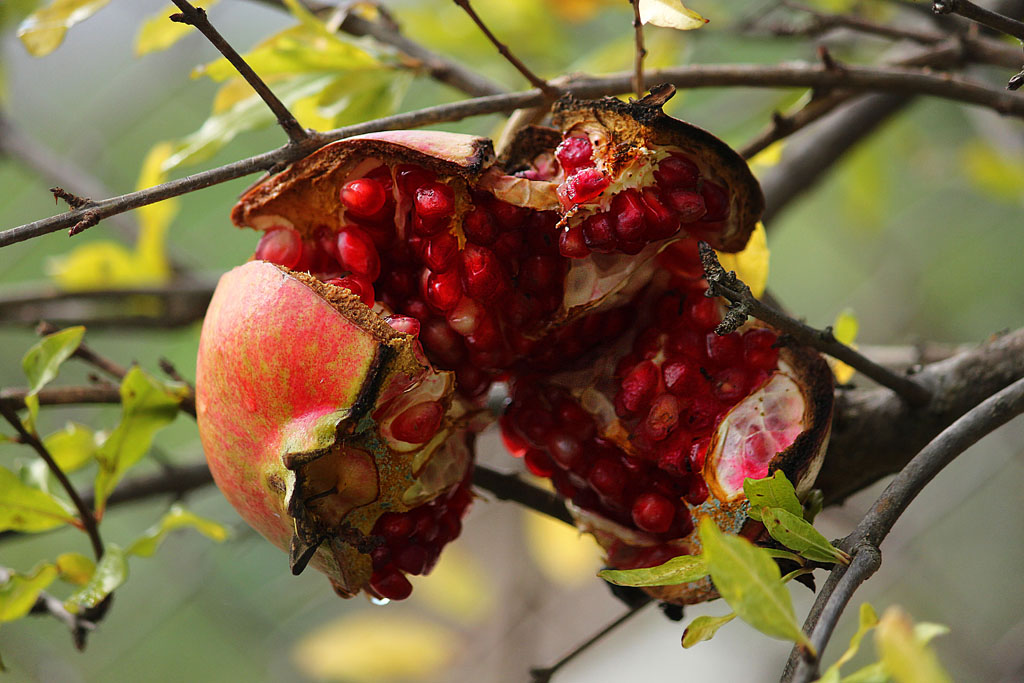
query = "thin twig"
(784, 375, 1024, 682)
(451, 0, 558, 97)
(168, 0, 310, 145)
(530, 602, 651, 682)
(5, 60, 1024, 247)
(630, 0, 647, 98)
(698, 242, 932, 406)
(471, 467, 572, 525)
(933, 0, 1024, 43)
(0, 385, 122, 410)
(37, 321, 127, 380)
(0, 403, 104, 559)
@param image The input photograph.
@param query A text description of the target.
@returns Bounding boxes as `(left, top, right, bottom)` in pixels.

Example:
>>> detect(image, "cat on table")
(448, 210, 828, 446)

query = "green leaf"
(92, 368, 186, 516)
(16, 0, 110, 56)
(819, 603, 878, 682)
(134, 0, 220, 56)
(743, 471, 803, 522)
(681, 612, 736, 648)
(761, 507, 851, 565)
(0, 563, 58, 621)
(64, 544, 127, 614)
(913, 622, 950, 646)
(43, 422, 97, 473)
(55, 552, 95, 586)
(0, 465, 76, 532)
(875, 607, 952, 683)
(598, 554, 707, 587)
(21, 326, 85, 432)
(840, 662, 888, 683)
(764, 548, 805, 565)
(126, 504, 229, 558)
(699, 518, 813, 653)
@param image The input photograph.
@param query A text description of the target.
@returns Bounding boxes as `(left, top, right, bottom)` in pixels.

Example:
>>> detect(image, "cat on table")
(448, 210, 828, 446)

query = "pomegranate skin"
(196, 261, 470, 598)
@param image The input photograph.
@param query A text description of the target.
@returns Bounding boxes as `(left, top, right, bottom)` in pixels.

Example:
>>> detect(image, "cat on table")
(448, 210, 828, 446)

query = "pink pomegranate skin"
(196, 260, 469, 597)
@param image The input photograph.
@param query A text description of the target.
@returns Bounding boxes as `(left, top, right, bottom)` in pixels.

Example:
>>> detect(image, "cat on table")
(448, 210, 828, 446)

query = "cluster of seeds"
(550, 136, 732, 259)
(500, 242, 780, 568)
(366, 476, 473, 600)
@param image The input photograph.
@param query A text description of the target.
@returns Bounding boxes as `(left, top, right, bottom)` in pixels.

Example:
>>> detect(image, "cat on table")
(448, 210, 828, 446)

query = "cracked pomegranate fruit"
(197, 86, 827, 605)
(196, 261, 474, 600)
(500, 246, 833, 605)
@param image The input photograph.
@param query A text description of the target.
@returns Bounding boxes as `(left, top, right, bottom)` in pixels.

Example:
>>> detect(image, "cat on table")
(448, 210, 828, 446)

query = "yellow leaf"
(48, 242, 146, 291)
(831, 308, 858, 385)
(292, 613, 458, 682)
(55, 552, 95, 586)
(17, 0, 110, 57)
(639, 0, 707, 30)
(961, 140, 1024, 202)
(211, 78, 255, 115)
(717, 221, 769, 298)
(412, 546, 494, 623)
(875, 606, 952, 683)
(134, 142, 177, 279)
(523, 508, 602, 585)
(134, 1, 220, 57)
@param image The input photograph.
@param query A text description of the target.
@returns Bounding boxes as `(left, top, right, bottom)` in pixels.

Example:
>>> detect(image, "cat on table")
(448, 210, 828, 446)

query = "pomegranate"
(500, 246, 833, 605)
(196, 261, 474, 601)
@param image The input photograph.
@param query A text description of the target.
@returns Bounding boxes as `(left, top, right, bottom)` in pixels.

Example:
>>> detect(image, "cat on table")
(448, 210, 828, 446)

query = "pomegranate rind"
(230, 131, 496, 238)
(196, 260, 469, 597)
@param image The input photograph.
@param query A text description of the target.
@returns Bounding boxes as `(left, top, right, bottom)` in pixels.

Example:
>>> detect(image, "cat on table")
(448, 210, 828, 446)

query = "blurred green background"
(1, 1, 1023, 681)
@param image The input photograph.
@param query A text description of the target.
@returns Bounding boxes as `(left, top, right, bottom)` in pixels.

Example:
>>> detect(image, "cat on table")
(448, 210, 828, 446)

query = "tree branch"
(5, 60, 1024, 248)
(168, 0, 310, 145)
(471, 467, 572, 526)
(698, 242, 932, 406)
(0, 403, 104, 559)
(785, 375, 1024, 682)
(0, 567, 97, 651)
(630, 0, 647, 98)
(0, 385, 122, 410)
(451, 0, 558, 98)
(933, 0, 1024, 43)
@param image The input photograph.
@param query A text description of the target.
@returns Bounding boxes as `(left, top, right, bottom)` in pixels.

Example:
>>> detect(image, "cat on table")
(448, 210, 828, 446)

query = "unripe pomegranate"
(196, 261, 474, 601)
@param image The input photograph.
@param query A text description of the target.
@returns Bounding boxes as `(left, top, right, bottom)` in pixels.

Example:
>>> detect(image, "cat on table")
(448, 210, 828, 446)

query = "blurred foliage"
(0, 0, 1021, 680)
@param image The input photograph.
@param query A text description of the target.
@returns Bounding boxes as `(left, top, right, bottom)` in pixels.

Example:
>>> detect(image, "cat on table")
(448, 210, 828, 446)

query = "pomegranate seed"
(517, 408, 555, 447)
(683, 476, 709, 505)
(423, 232, 459, 273)
(524, 449, 556, 477)
(395, 164, 433, 195)
(558, 225, 590, 258)
(644, 394, 681, 441)
(415, 182, 455, 218)
(437, 512, 462, 544)
(420, 318, 465, 366)
(666, 189, 707, 222)
(582, 213, 616, 252)
(385, 315, 420, 337)
(700, 181, 730, 221)
(706, 332, 743, 367)
(713, 367, 750, 403)
(490, 201, 528, 230)
(370, 567, 412, 600)
(410, 507, 439, 543)
(683, 395, 722, 431)
(500, 415, 530, 457)
(370, 546, 391, 569)
(519, 254, 562, 296)
(391, 401, 444, 444)
(558, 168, 610, 207)
(394, 544, 429, 575)
(743, 329, 779, 371)
(689, 437, 710, 472)
(654, 154, 700, 188)
(663, 358, 702, 396)
(326, 275, 375, 307)
(546, 430, 584, 470)
(640, 188, 680, 240)
(378, 512, 413, 540)
(555, 136, 594, 174)
(336, 227, 381, 279)
(463, 207, 499, 245)
(631, 492, 676, 533)
(619, 360, 660, 413)
(466, 314, 501, 353)
(411, 212, 449, 237)
(461, 245, 505, 302)
(659, 238, 705, 279)
(555, 399, 596, 441)
(340, 178, 387, 217)
(447, 297, 482, 336)
(687, 296, 720, 331)
(424, 269, 463, 312)
(611, 189, 647, 243)
(455, 363, 490, 398)
(255, 227, 302, 268)
(588, 456, 626, 499)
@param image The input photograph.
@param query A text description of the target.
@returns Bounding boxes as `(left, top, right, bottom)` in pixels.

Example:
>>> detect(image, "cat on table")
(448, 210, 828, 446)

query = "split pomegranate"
(196, 261, 473, 601)
(500, 243, 833, 605)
